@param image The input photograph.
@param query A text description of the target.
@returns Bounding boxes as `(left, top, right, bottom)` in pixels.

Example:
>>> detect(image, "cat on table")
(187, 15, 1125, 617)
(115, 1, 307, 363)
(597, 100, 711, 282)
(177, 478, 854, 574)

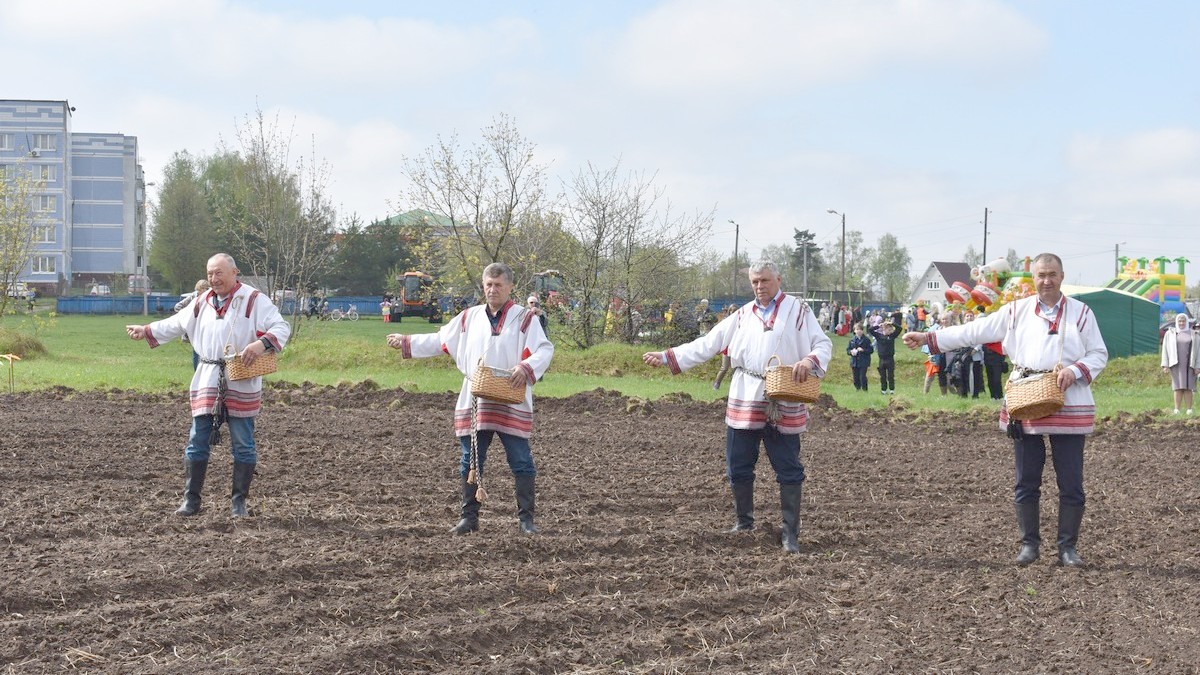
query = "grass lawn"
(0, 312, 1175, 415)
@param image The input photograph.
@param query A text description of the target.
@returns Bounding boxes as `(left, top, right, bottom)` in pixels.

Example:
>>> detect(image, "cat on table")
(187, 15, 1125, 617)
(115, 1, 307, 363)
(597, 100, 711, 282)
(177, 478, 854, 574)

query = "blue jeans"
(726, 426, 805, 485)
(1013, 434, 1084, 506)
(185, 414, 257, 464)
(459, 431, 536, 478)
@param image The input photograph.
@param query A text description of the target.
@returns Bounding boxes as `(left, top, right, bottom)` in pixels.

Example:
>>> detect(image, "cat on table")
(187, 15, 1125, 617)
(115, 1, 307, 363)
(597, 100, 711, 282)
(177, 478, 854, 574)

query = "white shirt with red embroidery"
(142, 282, 291, 418)
(661, 294, 832, 434)
(398, 300, 554, 438)
(927, 294, 1108, 434)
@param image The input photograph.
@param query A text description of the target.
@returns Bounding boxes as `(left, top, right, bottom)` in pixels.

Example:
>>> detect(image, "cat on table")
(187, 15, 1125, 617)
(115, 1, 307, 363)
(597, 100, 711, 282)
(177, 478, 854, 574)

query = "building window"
(33, 134, 56, 151)
(0, 134, 12, 150)
(927, 280, 941, 290)
(34, 225, 55, 243)
(0, 164, 11, 179)
(38, 165, 57, 182)
(33, 256, 56, 274)
(37, 195, 56, 212)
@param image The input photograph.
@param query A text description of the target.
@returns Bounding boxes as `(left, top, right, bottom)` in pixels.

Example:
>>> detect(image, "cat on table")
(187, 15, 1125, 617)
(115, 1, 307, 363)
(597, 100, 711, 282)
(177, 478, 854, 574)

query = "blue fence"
(57, 295, 183, 315)
(53, 294, 443, 317)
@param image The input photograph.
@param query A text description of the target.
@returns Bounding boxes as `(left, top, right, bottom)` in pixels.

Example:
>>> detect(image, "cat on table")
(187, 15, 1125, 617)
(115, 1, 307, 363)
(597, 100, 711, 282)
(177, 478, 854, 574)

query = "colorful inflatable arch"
(1106, 256, 1188, 319)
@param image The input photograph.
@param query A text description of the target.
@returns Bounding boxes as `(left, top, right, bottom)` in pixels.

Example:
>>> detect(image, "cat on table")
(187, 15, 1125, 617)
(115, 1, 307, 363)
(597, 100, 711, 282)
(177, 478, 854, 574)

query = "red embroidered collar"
(1034, 295, 1066, 335)
(485, 299, 515, 335)
(754, 292, 785, 331)
(207, 282, 243, 319)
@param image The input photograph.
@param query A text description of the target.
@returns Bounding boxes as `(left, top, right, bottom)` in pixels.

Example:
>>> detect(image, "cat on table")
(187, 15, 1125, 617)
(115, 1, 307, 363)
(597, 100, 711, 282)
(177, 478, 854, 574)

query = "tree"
(683, 248, 728, 301)
(1005, 248, 1023, 273)
(208, 109, 337, 318)
(562, 160, 713, 346)
(148, 151, 221, 293)
(323, 215, 415, 295)
(401, 114, 549, 293)
(826, 229, 873, 295)
(868, 233, 912, 303)
(0, 161, 42, 317)
(502, 209, 582, 295)
(962, 244, 983, 267)
(759, 244, 801, 290)
(790, 228, 824, 294)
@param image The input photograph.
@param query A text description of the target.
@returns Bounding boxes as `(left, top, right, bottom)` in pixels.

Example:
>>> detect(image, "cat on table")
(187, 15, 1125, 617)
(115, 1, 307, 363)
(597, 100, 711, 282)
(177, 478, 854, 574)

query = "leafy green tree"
(148, 151, 221, 293)
(0, 160, 42, 317)
(826, 229, 873, 295)
(759, 244, 801, 289)
(790, 228, 824, 293)
(207, 109, 336, 314)
(323, 215, 414, 294)
(868, 233, 912, 303)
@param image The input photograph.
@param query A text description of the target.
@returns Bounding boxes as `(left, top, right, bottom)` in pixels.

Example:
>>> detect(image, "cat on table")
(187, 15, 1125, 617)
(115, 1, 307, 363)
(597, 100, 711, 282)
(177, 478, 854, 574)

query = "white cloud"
(1067, 128, 1200, 208)
(2, 0, 539, 88)
(1069, 128, 1200, 175)
(610, 0, 1046, 94)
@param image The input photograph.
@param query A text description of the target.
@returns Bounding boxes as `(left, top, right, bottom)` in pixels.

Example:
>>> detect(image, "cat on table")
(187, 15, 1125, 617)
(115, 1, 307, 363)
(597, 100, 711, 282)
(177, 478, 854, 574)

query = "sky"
(3, 0, 1198, 289)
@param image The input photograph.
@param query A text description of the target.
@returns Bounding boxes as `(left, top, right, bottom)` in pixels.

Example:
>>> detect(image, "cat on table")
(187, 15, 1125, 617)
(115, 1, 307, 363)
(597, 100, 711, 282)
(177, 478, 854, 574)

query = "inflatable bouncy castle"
(1106, 256, 1188, 320)
(944, 256, 1036, 315)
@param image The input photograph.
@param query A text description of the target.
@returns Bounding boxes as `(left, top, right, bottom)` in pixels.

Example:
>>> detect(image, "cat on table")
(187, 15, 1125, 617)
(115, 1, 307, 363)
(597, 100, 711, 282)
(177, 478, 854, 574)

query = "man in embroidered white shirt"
(387, 263, 553, 535)
(126, 253, 290, 518)
(642, 261, 832, 553)
(903, 253, 1108, 567)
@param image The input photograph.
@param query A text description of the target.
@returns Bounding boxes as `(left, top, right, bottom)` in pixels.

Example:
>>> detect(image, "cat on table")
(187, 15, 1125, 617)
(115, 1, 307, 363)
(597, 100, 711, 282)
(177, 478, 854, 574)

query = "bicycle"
(330, 303, 359, 321)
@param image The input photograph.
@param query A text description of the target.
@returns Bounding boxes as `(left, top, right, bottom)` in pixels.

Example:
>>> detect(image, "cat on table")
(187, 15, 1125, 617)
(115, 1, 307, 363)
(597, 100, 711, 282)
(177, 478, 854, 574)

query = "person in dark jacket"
(847, 322, 874, 391)
(870, 318, 899, 394)
(945, 347, 972, 396)
(983, 343, 1008, 400)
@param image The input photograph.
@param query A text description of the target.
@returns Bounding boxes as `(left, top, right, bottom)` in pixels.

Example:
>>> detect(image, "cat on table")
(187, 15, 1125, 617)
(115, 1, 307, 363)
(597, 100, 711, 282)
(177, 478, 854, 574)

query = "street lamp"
(1114, 241, 1127, 277)
(826, 209, 846, 297)
(139, 181, 156, 315)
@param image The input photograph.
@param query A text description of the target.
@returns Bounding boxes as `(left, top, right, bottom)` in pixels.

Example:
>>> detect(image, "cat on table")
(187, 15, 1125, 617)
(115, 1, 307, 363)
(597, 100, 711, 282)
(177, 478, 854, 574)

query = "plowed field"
(2, 385, 1198, 673)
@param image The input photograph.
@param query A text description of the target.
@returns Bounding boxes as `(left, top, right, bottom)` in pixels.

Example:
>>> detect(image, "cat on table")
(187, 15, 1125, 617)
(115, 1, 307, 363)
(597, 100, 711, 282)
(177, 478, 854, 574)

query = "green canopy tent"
(1062, 285, 1161, 357)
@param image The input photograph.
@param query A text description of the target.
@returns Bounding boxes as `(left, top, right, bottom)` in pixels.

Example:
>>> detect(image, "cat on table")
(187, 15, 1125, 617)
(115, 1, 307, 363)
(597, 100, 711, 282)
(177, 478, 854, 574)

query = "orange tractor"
(394, 271, 443, 323)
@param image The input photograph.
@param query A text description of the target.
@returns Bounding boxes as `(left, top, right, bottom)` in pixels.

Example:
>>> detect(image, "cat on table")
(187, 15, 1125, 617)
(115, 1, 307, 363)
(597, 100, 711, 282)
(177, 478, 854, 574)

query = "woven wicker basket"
(1004, 364, 1064, 420)
(227, 352, 278, 381)
(764, 355, 821, 403)
(470, 361, 526, 404)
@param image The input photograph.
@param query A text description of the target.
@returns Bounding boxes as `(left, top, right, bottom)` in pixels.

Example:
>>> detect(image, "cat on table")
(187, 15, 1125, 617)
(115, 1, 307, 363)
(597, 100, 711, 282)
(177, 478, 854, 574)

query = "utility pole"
(728, 219, 739, 299)
(802, 243, 809, 302)
(982, 208, 989, 263)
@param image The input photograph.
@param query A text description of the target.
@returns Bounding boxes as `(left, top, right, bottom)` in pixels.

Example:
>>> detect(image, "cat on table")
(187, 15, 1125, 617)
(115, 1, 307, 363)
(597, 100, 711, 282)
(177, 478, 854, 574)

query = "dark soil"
(2, 385, 1199, 673)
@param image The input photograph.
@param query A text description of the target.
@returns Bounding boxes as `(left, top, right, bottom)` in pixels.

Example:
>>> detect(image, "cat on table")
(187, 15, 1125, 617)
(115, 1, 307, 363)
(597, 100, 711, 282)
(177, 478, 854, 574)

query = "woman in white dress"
(1160, 313, 1200, 414)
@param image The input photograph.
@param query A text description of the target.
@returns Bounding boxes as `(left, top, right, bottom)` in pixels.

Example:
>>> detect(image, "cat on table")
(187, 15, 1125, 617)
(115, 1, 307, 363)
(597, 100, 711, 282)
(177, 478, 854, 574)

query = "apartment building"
(0, 99, 145, 294)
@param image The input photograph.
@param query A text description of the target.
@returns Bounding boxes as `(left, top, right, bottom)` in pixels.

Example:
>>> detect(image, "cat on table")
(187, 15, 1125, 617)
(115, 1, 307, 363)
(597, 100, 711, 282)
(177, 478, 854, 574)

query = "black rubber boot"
(779, 483, 803, 554)
(728, 480, 755, 532)
(176, 459, 208, 516)
(515, 474, 538, 534)
(1015, 502, 1040, 566)
(1057, 503, 1086, 567)
(449, 475, 480, 535)
(230, 462, 255, 518)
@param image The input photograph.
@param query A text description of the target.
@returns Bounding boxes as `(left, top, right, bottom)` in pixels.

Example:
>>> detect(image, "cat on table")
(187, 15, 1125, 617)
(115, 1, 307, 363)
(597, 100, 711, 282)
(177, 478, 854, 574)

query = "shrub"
(0, 327, 48, 359)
